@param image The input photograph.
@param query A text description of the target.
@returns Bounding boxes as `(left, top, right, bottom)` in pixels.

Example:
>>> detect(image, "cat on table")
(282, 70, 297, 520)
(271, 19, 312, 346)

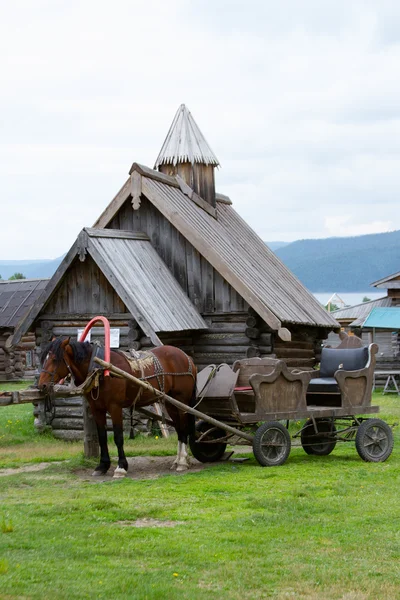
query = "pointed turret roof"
(154, 104, 220, 169)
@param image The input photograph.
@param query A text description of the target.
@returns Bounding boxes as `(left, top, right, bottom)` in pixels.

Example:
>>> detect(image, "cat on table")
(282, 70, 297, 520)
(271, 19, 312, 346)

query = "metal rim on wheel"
(355, 418, 394, 463)
(253, 421, 291, 467)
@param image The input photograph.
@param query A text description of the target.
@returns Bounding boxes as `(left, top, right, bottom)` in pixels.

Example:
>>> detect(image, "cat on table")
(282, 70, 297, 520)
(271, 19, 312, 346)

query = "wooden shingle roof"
(0, 279, 49, 329)
(332, 296, 391, 325)
(8, 229, 207, 347)
(94, 164, 339, 334)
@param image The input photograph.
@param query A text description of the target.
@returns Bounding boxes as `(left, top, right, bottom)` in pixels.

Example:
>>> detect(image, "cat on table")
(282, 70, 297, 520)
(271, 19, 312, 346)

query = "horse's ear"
(61, 337, 73, 355)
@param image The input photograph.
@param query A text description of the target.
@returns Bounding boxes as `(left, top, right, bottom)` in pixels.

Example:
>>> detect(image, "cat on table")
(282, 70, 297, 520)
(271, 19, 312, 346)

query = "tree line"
(0, 273, 26, 281)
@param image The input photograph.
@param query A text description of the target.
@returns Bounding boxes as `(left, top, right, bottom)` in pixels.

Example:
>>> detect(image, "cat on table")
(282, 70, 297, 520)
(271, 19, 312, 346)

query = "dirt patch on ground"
(116, 518, 184, 527)
(0, 453, 249, 481)
(74, 455, 221, 482)
(0, 462, 62, 477)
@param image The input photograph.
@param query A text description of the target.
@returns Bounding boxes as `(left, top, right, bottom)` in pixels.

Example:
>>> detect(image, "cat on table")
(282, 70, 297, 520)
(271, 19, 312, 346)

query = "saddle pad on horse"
(120, 349, 156, 373)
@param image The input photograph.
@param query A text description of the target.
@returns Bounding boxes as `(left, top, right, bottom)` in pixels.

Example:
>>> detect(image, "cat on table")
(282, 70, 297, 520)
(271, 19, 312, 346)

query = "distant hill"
(0, 256, 64, 280)
(274, 230, 400, 292)
(1, 230, 399, 293)
(266, 241, 290, 251)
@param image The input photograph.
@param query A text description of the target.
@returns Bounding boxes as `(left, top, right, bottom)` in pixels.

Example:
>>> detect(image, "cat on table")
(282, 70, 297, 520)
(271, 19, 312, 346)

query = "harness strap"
(192, 364, 218, 410)
(130, 357, 145, 405)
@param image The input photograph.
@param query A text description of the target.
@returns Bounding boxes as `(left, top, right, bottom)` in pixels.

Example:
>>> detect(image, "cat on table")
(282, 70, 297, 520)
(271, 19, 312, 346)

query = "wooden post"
(82, 397, 99, 458)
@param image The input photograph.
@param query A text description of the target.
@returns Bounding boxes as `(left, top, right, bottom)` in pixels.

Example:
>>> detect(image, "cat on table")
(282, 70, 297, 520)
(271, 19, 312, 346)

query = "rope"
(192, 364, 218, 410)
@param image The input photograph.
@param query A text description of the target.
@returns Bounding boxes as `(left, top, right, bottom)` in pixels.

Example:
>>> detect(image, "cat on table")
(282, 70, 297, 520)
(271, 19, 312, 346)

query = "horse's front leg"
(109, 405, 129, 479)
(91, 409, 111, 476)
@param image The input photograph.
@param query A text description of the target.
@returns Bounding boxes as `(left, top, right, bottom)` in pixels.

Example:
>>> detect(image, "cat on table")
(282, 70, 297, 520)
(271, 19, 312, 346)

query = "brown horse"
(38, 337, 197, 477)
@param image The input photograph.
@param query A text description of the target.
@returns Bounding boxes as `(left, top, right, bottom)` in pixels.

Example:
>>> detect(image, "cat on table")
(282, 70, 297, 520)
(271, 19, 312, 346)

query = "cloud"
(1, 1, 400, 257)
(324, 216, 393, 237)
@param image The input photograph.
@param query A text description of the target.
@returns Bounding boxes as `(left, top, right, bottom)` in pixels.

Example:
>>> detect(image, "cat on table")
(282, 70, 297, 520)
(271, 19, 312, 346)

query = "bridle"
(40, 355, 75, 386)
(41, 343, 100, 387)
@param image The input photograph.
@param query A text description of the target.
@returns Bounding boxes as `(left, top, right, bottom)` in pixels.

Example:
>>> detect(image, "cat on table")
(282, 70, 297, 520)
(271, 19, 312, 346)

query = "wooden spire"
(154, 104, 219, 207)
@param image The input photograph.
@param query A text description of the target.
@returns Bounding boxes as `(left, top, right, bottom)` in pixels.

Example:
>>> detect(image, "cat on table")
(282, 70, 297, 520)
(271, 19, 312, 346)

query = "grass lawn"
(0, 389, 399, 599)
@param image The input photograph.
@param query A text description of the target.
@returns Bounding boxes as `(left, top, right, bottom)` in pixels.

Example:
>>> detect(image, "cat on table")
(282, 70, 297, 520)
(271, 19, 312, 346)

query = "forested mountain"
(265, 241, 289, 251)
(272, 230, 400, 292)
(2, 230, 399, 292)
(0, 257, 63, 280)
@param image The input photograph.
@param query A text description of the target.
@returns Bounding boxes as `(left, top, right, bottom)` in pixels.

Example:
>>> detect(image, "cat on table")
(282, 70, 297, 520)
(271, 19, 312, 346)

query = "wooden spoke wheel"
(301, 419, 337, 456)
(253, 421, 291, 467)
(355, 418, 394, 463)
(189, 420, 227, 463)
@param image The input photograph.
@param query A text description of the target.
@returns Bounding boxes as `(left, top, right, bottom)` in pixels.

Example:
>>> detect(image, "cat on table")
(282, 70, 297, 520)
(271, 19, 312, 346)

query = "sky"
(1, 0, 400, 259)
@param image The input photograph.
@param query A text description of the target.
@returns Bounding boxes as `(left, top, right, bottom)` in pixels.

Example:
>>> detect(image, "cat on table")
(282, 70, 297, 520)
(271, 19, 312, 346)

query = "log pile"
(0, 331, 36, 380)
(33, 395, 158, 440)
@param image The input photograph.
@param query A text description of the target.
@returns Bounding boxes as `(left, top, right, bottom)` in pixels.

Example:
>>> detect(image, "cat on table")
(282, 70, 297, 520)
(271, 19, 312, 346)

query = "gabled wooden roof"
(0, 278, 49, 329)
(94, 163, 339, 335)
(371, 271, 400, 289)
(8, 229, 207, 347)
(332, 296, 391, 324)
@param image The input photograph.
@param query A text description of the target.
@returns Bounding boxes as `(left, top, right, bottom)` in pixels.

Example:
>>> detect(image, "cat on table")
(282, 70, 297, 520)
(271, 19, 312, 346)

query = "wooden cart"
(188, 343, 395, 466)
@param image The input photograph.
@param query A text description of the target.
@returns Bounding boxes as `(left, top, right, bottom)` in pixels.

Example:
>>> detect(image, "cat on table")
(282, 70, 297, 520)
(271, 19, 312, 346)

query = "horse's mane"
(41, 337, 92, 366)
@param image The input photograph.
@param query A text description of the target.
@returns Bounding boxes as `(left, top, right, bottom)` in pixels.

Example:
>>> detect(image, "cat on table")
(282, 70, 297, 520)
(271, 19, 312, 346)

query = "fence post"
(82, 397, 99, 458)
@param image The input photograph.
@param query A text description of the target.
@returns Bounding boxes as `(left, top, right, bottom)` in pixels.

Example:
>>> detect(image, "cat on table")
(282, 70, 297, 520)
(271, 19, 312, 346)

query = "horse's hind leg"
(91, 409, 111, 476)
(109, 405, 129, 478)
(167, 404, 191, 472)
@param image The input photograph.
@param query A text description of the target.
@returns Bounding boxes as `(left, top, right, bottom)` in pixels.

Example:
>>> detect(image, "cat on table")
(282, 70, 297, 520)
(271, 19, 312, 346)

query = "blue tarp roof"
(362, 307, 400, 329)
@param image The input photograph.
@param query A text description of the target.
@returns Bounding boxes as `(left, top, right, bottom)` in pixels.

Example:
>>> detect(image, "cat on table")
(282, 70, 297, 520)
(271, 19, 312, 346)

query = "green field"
(0, 390, 399, 599)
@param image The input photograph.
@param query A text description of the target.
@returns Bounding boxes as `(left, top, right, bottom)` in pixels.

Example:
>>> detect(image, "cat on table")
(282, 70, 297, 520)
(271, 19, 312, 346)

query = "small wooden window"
(25, 351, 33, 368)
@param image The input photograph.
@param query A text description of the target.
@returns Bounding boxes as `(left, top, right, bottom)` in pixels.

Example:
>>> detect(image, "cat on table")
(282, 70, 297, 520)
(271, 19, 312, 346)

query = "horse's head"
(38, 337, 92, 391)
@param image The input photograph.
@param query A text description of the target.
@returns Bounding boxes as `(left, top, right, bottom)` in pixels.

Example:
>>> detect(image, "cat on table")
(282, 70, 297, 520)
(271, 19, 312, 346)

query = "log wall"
(326, 329, 400, 359)
(244, 310, 325, 370)
(192, 312, 271, 370)
(0, 330, 36, 381)
(33, 396, 154, 441)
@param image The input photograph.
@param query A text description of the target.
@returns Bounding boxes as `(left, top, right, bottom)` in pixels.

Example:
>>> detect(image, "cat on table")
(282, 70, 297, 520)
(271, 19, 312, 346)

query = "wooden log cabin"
(0, 278, 49, 380)
(9, 104, 339, 438)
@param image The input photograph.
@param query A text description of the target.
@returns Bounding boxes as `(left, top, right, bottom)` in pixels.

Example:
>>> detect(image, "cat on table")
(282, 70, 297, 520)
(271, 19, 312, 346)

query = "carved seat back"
(232, 357, 280, 388)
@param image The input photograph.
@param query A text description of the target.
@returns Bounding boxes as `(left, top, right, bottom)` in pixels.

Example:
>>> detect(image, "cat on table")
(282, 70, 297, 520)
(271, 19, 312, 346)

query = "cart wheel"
(253, 421, 291, 467)
(355, 418, 394, 463)
(301, 419, 337, 456)
(189, 420, 227, 463)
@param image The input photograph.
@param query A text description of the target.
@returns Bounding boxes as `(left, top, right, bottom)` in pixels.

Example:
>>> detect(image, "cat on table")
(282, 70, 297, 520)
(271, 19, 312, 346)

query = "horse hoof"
(176, 464, 189, 472)
(92, 470, 108, 477)
(113, 467, 128, 479)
